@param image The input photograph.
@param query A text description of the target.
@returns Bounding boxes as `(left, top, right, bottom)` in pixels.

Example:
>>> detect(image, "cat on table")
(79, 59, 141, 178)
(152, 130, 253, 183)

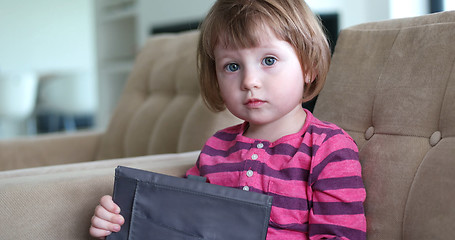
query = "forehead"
(214, 32, 291, 56)
(214, 23, 284, 51)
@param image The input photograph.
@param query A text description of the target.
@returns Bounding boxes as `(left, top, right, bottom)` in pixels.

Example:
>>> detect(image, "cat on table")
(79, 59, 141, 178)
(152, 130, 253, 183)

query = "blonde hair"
(198, 0, 331, 112)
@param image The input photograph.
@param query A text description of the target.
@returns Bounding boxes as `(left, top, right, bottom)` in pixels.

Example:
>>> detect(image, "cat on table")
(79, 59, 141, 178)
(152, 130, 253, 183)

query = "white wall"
(390, 0, 428, 19)
(0, 0, 96, 138)
(307, 0, 390, 30)
(136, 0, 212, 47)
(445, 0, 455, 10)
(0, 0, 95, 74)
(307, 0, 429, 30)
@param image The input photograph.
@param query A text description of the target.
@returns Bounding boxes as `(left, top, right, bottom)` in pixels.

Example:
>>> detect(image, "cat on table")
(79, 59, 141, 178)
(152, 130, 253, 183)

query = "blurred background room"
(0, 0, 453, 139)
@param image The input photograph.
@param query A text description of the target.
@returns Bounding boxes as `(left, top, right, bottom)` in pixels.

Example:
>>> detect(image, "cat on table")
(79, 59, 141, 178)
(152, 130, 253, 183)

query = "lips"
(244, 98, 266, 108)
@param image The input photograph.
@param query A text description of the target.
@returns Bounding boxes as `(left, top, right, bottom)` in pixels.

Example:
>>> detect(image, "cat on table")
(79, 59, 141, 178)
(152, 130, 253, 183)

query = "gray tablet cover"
(107, 166, 273, 240)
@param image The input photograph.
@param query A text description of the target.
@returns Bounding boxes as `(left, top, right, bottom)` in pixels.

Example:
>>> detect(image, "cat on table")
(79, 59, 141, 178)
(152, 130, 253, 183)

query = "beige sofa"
(1, 11, 454, 240)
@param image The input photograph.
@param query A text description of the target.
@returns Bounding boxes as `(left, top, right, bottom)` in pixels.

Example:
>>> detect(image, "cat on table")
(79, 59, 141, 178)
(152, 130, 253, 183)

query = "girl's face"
(214, 32, 307, 130)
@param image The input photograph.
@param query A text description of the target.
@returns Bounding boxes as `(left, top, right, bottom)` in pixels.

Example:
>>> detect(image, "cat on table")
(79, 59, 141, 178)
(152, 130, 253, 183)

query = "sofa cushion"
(313, 11, 455, 240)
(96, 31, 240, 160)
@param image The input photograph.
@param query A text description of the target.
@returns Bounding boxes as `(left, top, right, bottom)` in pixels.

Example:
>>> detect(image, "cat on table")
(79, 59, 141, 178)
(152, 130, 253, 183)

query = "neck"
(243, 108, 307, 142)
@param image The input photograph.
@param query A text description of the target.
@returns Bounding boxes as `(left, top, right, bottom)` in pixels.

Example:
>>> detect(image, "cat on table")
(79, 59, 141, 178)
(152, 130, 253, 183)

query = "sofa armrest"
(0, 130, 103, 171)
(0, 151, 199, 240)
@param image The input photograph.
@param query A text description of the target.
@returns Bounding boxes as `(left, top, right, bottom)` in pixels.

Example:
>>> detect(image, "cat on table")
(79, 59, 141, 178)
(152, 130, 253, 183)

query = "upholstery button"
(430, 131, 442, 147)
(243, 186, 250, 191)
(257, 143, 264, 149)
(246, 170, 254, 177)
(365, 126, 375, 140)
(251, 154, 258, 160)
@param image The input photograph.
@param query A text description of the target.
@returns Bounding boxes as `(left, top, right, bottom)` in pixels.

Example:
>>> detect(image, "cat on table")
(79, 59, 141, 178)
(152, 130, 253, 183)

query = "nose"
(241, 67, 261, 91)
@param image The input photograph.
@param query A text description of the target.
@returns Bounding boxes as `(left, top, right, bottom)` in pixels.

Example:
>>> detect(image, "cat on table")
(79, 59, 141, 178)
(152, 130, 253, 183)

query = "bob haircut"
(198, 0, 331, 112)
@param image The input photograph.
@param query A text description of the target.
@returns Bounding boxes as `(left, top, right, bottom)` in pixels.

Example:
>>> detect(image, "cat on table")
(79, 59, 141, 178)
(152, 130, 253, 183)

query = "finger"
(91, 215, 122, 233)
(89, 224, 110, 239)
(99, 195, 120, 214)
(94, 205, 124, 225)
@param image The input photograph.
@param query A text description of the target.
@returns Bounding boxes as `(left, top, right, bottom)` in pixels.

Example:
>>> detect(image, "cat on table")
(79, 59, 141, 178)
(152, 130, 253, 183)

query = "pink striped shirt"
(186, 109, 366, 239)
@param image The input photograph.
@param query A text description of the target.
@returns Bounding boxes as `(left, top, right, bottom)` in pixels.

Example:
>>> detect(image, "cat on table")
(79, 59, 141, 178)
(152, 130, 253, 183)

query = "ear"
(305, 68, 319, 84)
(304, 74, 313, 84)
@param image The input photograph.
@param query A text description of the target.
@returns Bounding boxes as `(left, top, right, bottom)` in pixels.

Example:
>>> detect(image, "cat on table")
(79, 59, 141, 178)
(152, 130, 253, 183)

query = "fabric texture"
(95, 31, 240, 160)
(186, 109, 366, 240)
(0, 131, 102, 171)
(313, 10, 455, 240)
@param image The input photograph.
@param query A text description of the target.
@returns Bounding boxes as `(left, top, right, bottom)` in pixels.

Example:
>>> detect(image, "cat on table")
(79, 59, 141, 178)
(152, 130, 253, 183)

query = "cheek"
(217, 80, 235, 102)
(275, 72, 305, 98)
(290, 67, 306, 95)
(218, 87, 229, 103)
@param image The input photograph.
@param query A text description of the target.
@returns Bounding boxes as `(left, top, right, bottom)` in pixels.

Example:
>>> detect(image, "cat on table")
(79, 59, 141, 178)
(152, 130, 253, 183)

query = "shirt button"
(251, 154, 258, 160)
(246, 170, 254, 177)
(257, 143, 264, 149)
(243, 186, 250, 191)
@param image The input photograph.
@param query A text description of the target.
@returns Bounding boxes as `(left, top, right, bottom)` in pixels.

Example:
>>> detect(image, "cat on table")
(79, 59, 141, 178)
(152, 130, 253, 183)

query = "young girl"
(90, 0, 366, 239)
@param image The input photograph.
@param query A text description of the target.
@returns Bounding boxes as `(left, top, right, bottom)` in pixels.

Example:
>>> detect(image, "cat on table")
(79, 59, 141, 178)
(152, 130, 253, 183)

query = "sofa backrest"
(96, 31, 241, 160)
(313, 11, 455, 240)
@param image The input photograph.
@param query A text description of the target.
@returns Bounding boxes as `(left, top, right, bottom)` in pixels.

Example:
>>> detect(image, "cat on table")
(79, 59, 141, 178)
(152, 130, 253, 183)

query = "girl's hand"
(89, 195, 125, 239)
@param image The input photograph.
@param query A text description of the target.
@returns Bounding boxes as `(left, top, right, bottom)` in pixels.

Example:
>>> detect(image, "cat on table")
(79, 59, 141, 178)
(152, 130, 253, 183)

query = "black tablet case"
(107, 166, 273, 240)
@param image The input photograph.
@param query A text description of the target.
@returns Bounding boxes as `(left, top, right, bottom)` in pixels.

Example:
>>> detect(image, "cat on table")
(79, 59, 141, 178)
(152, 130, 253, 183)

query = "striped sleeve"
(308, 131, 366, 240)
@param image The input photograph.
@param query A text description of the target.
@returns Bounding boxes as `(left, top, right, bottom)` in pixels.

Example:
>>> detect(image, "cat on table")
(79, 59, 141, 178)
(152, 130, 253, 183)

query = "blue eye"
(225, 63, 240, 72)
(263, 57, 276, 66)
